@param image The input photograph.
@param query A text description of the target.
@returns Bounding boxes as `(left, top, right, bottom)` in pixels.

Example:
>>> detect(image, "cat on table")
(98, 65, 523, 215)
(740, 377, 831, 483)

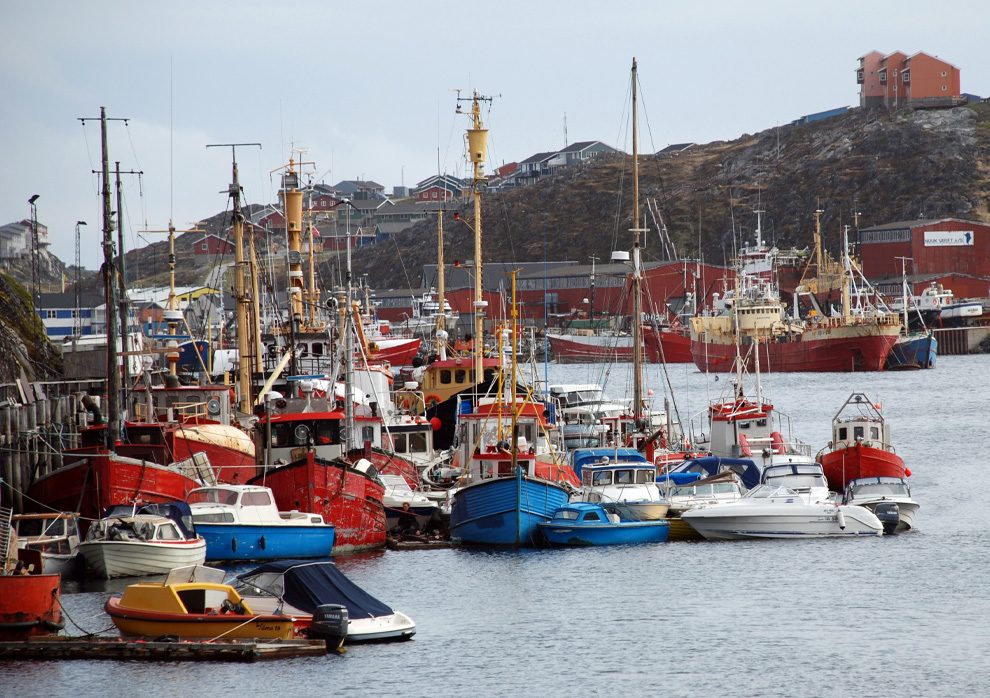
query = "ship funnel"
(285, 190, 303, 232)
(467, 128, 488, 164)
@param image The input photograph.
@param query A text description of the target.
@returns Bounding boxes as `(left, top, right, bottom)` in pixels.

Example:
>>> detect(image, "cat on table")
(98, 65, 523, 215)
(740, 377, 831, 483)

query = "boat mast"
(436, 207, 446, 337)
(99, 107, 120, 450)
(631, 58, 644, 419)
(458, 91, 491, 386)
(208, 142, 261, 413)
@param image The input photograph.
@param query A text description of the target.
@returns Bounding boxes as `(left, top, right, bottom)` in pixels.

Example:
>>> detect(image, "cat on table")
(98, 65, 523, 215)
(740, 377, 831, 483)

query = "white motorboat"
(666, 471, 745, 517)
(842, 476, 919, 533)
(78, 503, 206, 578)
(379, 474, 439, 531)
(681, 463, 883, 539)
(11, 512, 83, 577)
(569, 448, 669, 521)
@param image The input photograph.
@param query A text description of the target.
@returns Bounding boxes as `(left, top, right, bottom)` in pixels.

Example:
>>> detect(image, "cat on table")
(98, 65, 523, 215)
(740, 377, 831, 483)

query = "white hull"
(682, 503, 883, 539)
(79, 539, 207, 579)
(857, 498, 919, 532)
(348, 611, 417, 642)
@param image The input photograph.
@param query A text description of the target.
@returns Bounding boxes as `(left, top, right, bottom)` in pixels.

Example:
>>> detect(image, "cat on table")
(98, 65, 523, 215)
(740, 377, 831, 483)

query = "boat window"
(636, 470, 655, 484)
(497, 460, 513, 476)
(242, 490, 273, 507)
(455, 369, 466, 383)
(592, 471, 612, 485)
(713, 483, 739, 494)
(440, 370, 452, 385)
(854, 426, 865, 440)
(16, 518, 65, 537)
(192, 512, 236, 523)
(870, 427, 880, 440)
(484, 368, 496, 383)
(582, 511, 604, 522)
(156, 523, 181, 540)
(615, 470, 634, 485)
(313, 421, 340, 446)
(408, 432, 428, 453)
(392, 433, 407, 452)
(739, 421, 750, 429)
(554, 509, 579, 521)
(756, 418, 767, 427)
(361, 426, 375, 443)
(188, 488, 238, 505)
(294, 424, 311, 445)
(838, 427, 847, 440)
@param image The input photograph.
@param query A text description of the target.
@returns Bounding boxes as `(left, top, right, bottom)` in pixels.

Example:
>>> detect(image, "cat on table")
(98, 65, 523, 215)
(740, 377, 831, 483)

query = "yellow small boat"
(105, 565, 296, 640)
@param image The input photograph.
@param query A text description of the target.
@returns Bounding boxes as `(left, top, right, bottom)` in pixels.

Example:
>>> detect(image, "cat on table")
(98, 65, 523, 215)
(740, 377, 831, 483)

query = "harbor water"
(3, 355, 988, 697)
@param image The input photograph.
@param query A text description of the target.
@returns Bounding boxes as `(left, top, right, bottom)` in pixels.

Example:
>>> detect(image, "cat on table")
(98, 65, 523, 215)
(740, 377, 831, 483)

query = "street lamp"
(28, 194, 40, 306)
(74, 221, 87, 335)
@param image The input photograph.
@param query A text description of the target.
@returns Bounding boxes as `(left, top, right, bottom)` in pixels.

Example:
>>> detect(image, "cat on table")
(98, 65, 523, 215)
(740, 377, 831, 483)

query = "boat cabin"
(829, 393, 892, 451)
(696, 396, 812, 464)
(843, 476, 912, 503)
(761, 463, 828, 493)
(188, 485, 325, 525)
(12, 513, 81, 559)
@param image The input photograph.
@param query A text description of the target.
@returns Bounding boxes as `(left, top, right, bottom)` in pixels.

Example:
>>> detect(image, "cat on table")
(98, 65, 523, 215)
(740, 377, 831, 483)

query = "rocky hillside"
(348, 103, 990, 286)
(0, 274, 62, 384)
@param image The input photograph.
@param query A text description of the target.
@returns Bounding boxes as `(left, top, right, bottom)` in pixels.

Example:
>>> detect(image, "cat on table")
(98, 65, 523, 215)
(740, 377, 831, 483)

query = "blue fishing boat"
(187, 485, 335, 562)
(538, 502, 670, 546)
(885, 331, 937, 370)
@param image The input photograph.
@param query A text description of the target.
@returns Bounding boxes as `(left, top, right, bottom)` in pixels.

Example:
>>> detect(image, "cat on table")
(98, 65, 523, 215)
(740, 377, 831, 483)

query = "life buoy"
(770, 431, 786, 455)
(425, 394, 441, 409)
(739, 434, 752, 457)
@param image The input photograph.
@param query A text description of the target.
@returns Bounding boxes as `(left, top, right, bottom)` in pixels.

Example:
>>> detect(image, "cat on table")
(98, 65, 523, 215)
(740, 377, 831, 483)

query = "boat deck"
(0, 636, 327, 662)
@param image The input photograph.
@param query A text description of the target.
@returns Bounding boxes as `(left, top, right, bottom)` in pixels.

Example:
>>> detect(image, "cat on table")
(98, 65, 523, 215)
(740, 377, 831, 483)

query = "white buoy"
(836, 508, 846, 530)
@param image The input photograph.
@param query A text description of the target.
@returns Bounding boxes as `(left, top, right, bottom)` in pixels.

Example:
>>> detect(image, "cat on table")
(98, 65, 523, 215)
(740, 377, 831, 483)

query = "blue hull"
(886, 334, 937, 370)
(538, 520, 670, 546)
(449, 476, 570, 547)
(196, 525, 336, 562)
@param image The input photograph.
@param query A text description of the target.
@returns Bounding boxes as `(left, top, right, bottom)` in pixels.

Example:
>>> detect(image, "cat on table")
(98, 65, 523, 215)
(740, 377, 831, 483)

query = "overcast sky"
(3, 1, 987, 270)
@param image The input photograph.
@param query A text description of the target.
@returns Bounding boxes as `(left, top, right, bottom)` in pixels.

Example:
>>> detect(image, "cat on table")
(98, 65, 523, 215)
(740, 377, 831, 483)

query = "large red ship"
(817, 392, 908, 491)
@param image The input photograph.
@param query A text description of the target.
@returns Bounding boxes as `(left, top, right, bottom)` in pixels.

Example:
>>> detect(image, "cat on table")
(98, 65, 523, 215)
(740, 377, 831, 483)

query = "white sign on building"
(924, 230, 974, 247)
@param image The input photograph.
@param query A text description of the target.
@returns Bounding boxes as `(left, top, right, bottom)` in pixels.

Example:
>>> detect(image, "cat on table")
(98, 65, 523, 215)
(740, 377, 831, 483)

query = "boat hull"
(105, 598, 295, 640)
(449, 476, 570, 546)
(691, 326, 899, 373)
(539, 519, 670, 546)
(369, 337, 422, 367)
(643, 328, 693, 363)
(195, 525, 336, 563)
(78, 539, 207, 579)
(248, 454, 386, 555)
(546, 333, 635, 363)
(26, 452, 204, 537)
(0, 573, 63, 640)
(682, 504, 883, 539)
(885, 333, 937, 370)
(819, 444, 907, 492)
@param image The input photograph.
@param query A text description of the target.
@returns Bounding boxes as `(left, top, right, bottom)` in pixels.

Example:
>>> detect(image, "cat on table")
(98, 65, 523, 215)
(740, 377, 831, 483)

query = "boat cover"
(102, 502, 197, 540)
(657, 457, 761, 490)
(237, 560, 393, 620)
(570, 448, 647, 479)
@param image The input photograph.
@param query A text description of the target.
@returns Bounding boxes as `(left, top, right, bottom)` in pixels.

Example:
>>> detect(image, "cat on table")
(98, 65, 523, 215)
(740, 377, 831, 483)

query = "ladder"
(0, 506, 12, 570)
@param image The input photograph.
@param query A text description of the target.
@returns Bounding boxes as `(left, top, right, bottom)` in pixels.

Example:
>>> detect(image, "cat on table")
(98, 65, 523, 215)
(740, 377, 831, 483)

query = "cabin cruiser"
(11, 512, 83, 577)
(842, 477, 919, 533)
(569, 448, 669, 521)
(681, 463, 883, 539)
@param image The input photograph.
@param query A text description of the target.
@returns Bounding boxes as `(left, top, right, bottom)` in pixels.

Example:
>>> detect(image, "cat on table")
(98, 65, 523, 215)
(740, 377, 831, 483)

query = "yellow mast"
(458, 91, 491, 384)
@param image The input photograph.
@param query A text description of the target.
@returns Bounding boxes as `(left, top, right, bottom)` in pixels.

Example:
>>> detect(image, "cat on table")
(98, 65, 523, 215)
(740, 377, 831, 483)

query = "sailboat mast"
(461, 91, 490, 385)
(437, 208, 446, 335)
(631, 58, 643, 418)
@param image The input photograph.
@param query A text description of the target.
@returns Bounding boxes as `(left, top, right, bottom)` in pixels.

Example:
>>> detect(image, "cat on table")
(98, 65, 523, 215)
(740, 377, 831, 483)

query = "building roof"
(860, 218, 980, 232)
(519, 151, 558, 165)
(657, 143, 695, 154)
(559, 140, 614, 154)
(333, 180, 385, 194)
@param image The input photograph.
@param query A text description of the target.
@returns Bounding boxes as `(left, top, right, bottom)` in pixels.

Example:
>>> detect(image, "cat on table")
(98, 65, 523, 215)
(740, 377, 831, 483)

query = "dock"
(0, 636, 327, 662)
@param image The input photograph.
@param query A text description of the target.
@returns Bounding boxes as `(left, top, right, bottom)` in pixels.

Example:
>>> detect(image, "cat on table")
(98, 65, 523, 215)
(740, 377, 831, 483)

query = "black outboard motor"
(873, 502, 900, 535)
(308, 604, 349, 651)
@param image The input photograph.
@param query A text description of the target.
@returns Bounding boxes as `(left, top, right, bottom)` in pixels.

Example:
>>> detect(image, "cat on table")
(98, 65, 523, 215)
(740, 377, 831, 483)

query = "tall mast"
(114, 161, 131, 397)
(208, 142, 261, 413)
(436, 207, 446, 335)
(630, 58, 644, 418)
(100, 107, 120, 449)
(458, 91, 491, 385)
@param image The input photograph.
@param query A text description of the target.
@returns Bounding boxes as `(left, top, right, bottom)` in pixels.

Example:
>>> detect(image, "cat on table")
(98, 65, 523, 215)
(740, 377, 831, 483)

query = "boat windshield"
(763, 465, 826, 491)
(552, 509, 580, 521)
(15, 517, 65, 537)
(847, 480, 910, 498)
(188, 488, 239, 505)
(744, 484, 796, 499)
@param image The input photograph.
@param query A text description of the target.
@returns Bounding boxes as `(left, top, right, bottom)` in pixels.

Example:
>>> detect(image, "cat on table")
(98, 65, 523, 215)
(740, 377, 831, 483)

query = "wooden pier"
(0, 636, 327, 662)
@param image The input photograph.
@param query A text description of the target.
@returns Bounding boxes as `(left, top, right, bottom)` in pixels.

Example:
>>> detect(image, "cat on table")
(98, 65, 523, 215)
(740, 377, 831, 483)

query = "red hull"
(0, 573, 63, 640)
(691, 332, 899, 372)
(644, 329, 693, 363)
(819, 444, 907, 491)
(546, 333, 636, 363)
(369, 337, 422, 367)
(26, 450, 204, 536)
(248, 453, 386, 554)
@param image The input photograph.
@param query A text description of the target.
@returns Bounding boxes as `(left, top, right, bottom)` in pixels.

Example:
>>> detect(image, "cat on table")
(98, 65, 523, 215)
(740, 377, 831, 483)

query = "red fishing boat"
(249, 388, 386, 555)
(0, 539, 64, 641)
(817, 392, 909, 492)
(643, 323, 693, 363)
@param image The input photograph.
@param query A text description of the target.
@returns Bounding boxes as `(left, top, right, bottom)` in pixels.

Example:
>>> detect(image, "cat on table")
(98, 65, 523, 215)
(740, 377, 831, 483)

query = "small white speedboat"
(842, 476, 919, 533)
(681, 463, 883, 539)
(78, 503, 206, 578)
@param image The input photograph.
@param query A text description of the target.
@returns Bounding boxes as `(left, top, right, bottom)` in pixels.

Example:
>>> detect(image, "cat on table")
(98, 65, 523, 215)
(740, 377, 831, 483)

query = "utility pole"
(28, 195, 40, 307)
(115, 162, 142, 393)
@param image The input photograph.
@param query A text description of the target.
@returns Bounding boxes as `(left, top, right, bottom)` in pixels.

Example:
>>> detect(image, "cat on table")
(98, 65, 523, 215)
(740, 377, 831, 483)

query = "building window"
(942, 71, 947, 77)
(201, 242, 208, 251)
(942, 85, 947, 91)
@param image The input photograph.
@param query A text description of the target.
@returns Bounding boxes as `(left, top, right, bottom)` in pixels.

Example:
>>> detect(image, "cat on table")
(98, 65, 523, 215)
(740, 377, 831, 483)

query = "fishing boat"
(78, 502, 206, 579)
(842, 476, 919, 533)
(1, 508, 64, 640)
(379, 475, 438, 532)
(538, 502, 670, 546)
(817, 392, 909, 492)
(569, 448, 669, 521)
(681, 463, 884, 539)
(187, 484, 335, 563)
(11, 512, 83, 577)
(235, 560, 415, 643)
(884, 260, 938, 370)
(104, 564, 304, 642)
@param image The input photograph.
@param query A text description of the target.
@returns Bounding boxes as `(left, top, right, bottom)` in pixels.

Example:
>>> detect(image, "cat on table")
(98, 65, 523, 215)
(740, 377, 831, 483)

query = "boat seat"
(608, 513, 620, 524)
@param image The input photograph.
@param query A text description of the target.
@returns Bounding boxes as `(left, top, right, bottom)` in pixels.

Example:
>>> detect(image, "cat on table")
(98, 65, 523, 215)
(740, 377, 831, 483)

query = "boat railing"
(132, 399, 211, 423)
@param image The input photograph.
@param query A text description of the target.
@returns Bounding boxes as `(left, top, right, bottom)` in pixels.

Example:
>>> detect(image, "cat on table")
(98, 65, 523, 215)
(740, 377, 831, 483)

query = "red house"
(194, 234, 233, 257)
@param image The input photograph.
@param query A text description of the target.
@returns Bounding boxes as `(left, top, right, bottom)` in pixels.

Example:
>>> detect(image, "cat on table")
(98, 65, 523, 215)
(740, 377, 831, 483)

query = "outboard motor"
(873, 502, 900, 535)
(308, 604, 349, 651)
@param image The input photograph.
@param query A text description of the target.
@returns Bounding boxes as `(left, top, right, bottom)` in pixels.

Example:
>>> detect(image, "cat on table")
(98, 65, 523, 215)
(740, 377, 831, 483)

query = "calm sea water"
(4, 356, 989, 697)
